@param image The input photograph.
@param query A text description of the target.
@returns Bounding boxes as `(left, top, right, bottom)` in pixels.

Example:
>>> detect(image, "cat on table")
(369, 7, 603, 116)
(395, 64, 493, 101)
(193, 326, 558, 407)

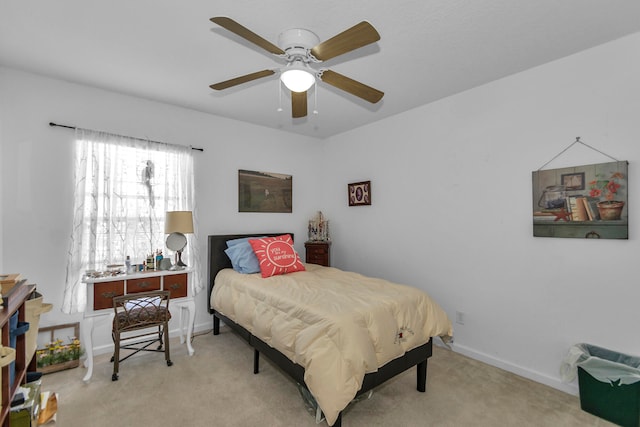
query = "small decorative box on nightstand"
(305, 241, 331, 267)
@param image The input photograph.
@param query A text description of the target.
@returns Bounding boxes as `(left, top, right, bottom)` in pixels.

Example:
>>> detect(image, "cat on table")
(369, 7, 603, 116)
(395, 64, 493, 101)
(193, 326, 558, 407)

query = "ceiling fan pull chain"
(313, 86, 319, 115)
(277, 79, 283, 112)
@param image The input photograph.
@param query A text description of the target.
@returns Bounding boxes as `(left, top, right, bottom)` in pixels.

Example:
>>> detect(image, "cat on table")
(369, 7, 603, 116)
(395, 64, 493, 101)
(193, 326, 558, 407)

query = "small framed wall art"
(348, 181, 371, 206)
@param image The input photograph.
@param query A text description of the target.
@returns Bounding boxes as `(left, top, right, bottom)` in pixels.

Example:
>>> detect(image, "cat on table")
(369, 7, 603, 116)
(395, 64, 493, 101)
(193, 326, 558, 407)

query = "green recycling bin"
(567, 344, 640, 427)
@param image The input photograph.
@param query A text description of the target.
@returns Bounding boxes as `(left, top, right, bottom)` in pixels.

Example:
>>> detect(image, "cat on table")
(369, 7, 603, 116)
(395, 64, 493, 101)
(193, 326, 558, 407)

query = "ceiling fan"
(209, 17, 384, 118)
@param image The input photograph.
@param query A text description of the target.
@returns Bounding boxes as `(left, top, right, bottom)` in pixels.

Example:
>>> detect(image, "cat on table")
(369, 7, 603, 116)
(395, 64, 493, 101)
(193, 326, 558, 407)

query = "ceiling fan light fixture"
(280, 63, 315, 92)
(209, 18, 384, 118)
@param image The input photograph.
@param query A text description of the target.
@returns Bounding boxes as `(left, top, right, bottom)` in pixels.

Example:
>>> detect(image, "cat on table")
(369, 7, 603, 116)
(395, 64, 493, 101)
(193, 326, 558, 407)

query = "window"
(63, 128, 200, 314)
(79, 144, 178, 266)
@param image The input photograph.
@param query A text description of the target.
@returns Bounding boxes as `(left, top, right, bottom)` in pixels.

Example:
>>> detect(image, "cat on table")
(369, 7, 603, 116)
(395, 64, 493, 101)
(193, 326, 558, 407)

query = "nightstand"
(305, 241, 331, 267)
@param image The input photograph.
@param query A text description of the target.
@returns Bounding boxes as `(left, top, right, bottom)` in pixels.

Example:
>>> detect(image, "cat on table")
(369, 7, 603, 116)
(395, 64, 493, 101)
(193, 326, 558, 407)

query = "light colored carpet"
(40, 327, 614, 426)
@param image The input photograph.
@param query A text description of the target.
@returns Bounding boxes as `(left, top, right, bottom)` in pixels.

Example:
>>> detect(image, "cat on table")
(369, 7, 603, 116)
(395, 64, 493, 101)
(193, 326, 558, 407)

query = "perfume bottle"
(146, 254, 155, 270)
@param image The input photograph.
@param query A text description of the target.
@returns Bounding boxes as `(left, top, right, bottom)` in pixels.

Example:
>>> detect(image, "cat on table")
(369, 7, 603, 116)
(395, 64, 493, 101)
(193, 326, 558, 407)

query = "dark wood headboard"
(207, 233, 294, 314)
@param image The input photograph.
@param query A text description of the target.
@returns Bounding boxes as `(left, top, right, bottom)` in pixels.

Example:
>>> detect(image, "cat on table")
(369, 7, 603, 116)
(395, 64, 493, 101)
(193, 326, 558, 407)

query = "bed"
(208, 233, 452, 426)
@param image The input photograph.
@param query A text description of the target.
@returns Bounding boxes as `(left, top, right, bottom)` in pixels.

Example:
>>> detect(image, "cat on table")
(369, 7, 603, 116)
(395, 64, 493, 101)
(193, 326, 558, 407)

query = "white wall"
(323, 32, 640, 394)
(0, 67, 322, 352)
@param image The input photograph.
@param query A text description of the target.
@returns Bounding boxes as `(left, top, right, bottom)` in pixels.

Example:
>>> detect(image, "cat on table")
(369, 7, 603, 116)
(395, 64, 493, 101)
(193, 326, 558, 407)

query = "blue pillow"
(224, 237, 264, 274)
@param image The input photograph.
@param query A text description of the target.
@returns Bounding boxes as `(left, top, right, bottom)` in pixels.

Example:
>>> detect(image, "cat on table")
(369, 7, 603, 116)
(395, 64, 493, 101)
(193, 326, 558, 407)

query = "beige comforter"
(211, 264, 452, 426)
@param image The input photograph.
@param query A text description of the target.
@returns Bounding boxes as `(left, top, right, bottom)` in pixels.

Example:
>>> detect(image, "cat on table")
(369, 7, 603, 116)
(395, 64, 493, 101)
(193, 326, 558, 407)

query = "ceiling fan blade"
(291, 91, 308, 118)
(210, 17, 285, 55)
(310, 21, 380, 61)
(210, 69, 275, 90)
(319, 69, 384, 103)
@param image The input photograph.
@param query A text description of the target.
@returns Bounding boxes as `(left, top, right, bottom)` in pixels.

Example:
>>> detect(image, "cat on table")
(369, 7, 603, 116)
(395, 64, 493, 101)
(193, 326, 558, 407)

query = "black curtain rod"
(49, 122, 204, 152)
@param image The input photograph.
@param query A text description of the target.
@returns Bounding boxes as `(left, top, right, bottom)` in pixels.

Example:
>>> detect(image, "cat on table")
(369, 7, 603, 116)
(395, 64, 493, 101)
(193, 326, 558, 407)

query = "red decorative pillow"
(248, 234, 306, 278)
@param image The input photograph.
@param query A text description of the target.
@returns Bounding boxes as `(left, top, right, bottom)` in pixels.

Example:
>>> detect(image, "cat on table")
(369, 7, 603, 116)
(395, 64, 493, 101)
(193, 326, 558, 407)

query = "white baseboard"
(449, 342, 579, 396)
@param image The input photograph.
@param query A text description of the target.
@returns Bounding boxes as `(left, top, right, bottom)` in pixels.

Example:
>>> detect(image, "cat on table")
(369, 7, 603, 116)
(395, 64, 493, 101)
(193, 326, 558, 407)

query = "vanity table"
(81, 269, 195, 382)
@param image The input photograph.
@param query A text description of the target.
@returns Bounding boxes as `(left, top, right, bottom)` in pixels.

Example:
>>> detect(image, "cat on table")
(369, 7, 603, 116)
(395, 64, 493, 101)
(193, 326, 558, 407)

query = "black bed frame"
(208, 234, 433, 427)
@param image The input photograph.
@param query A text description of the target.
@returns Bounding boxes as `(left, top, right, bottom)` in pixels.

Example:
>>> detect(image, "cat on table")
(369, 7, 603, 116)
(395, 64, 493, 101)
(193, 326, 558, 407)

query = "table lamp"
(164, 211, 193, 270)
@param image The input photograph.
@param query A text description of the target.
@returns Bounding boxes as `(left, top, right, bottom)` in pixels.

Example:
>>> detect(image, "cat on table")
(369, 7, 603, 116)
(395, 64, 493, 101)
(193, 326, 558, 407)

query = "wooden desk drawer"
(93, 280, 125, 310)
(164, 273, 188, 299)
(127, 276, 161, 293)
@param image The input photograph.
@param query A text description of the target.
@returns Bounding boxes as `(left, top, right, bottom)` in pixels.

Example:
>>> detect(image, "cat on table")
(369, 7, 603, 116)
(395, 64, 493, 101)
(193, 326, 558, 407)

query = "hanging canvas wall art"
(532, 160, 628, 239)
(238, 169, 292, 213)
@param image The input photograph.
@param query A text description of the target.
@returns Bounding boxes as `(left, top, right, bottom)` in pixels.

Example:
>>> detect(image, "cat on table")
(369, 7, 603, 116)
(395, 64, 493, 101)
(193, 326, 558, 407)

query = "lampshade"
(164, 211, 194, 234)
(280, 62, 315, 92)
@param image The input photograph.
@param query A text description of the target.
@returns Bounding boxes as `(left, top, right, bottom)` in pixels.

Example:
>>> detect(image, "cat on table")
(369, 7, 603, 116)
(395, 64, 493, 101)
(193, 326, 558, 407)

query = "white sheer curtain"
(63, 128, 202, 314)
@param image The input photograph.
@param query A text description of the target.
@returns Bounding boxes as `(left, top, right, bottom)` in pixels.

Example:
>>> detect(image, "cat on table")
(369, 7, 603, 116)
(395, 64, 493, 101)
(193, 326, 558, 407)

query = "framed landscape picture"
(532, 160, 628, 239)
(238, 169, 292, 213)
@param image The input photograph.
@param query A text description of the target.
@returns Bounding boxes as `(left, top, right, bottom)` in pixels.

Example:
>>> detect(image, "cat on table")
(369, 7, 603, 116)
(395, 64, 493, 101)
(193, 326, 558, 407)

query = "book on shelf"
(571, 196, 588, 221)
(534, 196, 605, 223)
(581, 197, 594, 221)
(584, 197, 601, 221)
(565, 195, 602, 222)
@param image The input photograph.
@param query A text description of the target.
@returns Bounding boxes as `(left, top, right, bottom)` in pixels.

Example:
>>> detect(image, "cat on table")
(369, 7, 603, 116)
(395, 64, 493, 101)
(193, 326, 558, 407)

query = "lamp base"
(175, 250, 187, 268)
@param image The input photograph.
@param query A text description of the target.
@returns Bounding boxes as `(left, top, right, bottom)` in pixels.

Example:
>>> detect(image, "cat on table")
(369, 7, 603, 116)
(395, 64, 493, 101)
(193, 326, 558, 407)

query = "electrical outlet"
(455, 311, 465, 325)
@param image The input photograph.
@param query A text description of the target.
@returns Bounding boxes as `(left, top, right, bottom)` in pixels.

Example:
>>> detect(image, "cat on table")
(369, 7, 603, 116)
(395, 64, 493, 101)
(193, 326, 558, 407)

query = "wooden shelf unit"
(0, 284, 36, 427)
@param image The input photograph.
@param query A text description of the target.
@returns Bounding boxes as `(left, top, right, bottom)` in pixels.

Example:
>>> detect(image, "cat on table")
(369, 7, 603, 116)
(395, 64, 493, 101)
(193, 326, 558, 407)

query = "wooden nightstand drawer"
(305, 241, 331, 267)
(93, 280, 125, 310)
(308, 246, 328, 256)
(307, 254, 326, 264)
(164, 273, 188, 299)
(127, 276, 161, 293)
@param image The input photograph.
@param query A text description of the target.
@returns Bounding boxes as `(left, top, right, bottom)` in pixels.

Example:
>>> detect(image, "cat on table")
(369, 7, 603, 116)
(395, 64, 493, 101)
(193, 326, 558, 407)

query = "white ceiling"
(2, 1, 640, 139)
